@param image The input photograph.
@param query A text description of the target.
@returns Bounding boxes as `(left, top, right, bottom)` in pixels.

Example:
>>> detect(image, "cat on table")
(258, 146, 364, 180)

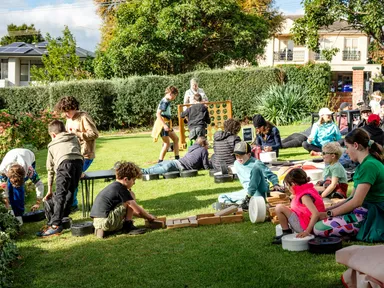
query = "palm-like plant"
(257, 84, 310, 126)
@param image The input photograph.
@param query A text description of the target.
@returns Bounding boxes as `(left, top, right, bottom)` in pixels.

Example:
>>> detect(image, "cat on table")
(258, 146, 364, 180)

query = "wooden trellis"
(177, 100, 233, 150)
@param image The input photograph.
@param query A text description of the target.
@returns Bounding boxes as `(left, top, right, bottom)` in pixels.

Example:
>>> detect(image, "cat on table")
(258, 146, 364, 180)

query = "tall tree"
(94, 0, 120, 51)
(291, 0, 384, 60)
(0, 23, 44, 46)
(95, 0, 269, 78)
(238, 0, 283, 36)
(30, 26, 90, 83)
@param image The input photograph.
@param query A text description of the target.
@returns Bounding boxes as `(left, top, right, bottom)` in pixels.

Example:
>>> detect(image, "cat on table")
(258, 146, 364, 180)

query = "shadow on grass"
(140, 186, 239, 216)
(14, 223, 346, 288)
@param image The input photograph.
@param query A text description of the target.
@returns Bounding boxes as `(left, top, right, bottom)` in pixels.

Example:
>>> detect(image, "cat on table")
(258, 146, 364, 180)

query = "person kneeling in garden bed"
(90, 161, 156, 238)
(0, 148, 45, 217)
(141, 136, 210, 175)
(217, 141, 283, 210)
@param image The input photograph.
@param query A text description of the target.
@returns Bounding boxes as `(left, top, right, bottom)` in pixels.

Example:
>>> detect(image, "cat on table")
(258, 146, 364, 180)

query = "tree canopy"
(0, 23, 44, 46)
(291, 0, 384, 58)
(94, 0, 270, 78)
(30, 26, 90, 83)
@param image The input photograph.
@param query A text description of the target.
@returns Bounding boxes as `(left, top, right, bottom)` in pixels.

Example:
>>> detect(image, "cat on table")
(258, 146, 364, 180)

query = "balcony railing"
(314, 52, 327, 61)
(342, 50, 361, 61)
(273, 50, 305, 62)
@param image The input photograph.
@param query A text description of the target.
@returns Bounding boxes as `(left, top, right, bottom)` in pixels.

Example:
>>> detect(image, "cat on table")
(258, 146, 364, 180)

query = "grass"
(14, 123, 352, 288)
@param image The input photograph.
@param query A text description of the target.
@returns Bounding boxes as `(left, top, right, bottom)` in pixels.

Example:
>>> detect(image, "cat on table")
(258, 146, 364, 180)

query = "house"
(0, 41, 95, 87)
(259, 15, 382, 107)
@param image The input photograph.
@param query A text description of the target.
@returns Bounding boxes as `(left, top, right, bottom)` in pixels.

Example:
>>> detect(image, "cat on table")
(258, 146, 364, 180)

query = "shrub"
(0, 109, 62, 158)
(258, 84, 310, 125)
(280, 62, 332, 112)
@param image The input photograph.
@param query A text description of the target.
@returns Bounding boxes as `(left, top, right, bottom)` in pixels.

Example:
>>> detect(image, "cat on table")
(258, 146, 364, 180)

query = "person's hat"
(360, 105, 371, 112)
(339, 102, 350, 110)
(368, 114, 381, 126)
(318, 108, 332, 116)
(233, 141, 251, 155)
(252, 114, 267, 128)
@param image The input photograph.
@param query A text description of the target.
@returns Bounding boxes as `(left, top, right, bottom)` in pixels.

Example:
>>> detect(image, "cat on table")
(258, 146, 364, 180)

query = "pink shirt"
(290, 183, 326, 230)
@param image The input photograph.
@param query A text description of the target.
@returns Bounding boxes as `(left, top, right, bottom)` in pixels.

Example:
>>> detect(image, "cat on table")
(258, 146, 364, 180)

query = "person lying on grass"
(316, 142, 348, 199)
(217, 141, 283, 210)
(272, 168, 326, 244)
(90, 161, 156, 238)
(141, 136, 210, 175)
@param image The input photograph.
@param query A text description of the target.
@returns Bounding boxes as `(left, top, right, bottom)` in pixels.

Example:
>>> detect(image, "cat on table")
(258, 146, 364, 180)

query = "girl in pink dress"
(272, 168, 326, 244)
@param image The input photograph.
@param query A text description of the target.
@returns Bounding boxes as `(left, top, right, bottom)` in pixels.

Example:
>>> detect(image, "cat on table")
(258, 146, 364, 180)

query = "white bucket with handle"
(249, 196, 267, 223)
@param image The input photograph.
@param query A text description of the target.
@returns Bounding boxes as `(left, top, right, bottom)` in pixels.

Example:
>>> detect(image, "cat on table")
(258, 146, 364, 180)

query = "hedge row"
(0, 64, 331, 129)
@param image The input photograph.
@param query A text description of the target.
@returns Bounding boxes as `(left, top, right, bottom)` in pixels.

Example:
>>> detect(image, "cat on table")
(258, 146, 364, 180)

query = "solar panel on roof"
(13, 47, 32, 53)
(0, 47, 7, 52)
(7, 42, 24, 48)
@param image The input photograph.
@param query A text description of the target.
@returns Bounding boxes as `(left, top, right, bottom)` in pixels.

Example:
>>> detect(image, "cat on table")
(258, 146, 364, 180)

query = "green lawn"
(14, 124, 352, 288)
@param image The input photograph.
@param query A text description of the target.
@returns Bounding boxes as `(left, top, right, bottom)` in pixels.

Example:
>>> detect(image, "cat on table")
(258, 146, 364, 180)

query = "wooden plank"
(197, 216, 221, 225)
(188, 216, 197, 221)
(166, 219, 174, 228)
(236, 208, 243, 215)
(189, 219, 198, 227)
(181, 219, 189, 224)
(145, 219, 165, 229)
(269, 192, 287, 199)
(196, 213, 215, 219)
(173, 219, 181, 225)
(220, 214, 243, 224)
(214, 205, 238, 217)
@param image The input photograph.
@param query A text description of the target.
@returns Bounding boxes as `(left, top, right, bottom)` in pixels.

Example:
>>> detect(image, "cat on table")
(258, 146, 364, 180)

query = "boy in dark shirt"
(181, 93, 211, 144)
(90, 161, 156, 238)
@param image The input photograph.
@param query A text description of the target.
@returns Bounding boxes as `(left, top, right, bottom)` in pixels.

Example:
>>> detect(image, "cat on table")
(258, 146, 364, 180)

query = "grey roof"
(284, 15, 361, 33)
(0, 42, 95, 58)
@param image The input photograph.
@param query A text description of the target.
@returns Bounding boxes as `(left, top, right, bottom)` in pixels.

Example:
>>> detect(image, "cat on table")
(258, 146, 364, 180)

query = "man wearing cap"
(354, 105, 372, 128)
(217, 141, 282, 210)
(362, 114, 384, 146)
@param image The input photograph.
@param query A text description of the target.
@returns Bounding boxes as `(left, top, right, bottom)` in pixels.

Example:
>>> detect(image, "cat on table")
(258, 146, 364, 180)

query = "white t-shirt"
(183, 88, 208, 104)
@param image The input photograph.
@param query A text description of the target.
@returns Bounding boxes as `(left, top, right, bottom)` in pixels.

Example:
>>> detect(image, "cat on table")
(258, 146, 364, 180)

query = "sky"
(0, 0, 303, 52)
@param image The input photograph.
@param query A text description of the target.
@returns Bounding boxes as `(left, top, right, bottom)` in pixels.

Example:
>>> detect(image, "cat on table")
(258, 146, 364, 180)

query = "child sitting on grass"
(317, 142, 348, 199)
(90, 161, 156, 238)
(272, 168, 325, 244)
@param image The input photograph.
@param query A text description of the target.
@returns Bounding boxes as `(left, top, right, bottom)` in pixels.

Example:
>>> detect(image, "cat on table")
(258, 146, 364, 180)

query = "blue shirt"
(256, 126, 282, 156)
(308, 121, 341, 147)
(158, 97, 172, 120)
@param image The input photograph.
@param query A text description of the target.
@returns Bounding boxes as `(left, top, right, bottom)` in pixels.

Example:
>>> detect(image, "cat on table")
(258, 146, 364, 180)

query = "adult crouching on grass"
(314, 128, 384, 242)
(302, 107, 341, 156)
(90, 161, 156, 238)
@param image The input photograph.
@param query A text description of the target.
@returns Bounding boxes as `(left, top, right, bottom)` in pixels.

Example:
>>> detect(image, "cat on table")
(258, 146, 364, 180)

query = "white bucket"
(305, 169, 323, 182)
(249, 196, 267, 223)
(282, 233, 315, 251)
(259, 152, 277, 163)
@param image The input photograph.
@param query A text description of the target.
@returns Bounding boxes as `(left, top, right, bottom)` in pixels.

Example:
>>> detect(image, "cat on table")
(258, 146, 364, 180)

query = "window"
(1, 59, 8, 79)
(20, 63, 29, 81)
(344, 38, 358, 51)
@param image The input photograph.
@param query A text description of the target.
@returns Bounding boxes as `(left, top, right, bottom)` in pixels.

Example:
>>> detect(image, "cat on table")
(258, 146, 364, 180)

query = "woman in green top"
(314, 128, 384, 242)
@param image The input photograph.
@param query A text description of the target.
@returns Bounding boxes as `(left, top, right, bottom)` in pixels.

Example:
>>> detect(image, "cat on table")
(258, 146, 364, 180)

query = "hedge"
(0, 64, 331, 129)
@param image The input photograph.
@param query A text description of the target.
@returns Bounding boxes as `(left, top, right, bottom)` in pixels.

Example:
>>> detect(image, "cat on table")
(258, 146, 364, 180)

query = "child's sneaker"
(240, 195, 251, 211)
(38, 225, 63, 237)
(123, 220, 147, 235)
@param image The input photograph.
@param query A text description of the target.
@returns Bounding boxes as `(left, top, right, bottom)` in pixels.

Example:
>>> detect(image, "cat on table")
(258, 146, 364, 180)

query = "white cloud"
(0, 0, 101, 51)
(279, 8, 304, 15)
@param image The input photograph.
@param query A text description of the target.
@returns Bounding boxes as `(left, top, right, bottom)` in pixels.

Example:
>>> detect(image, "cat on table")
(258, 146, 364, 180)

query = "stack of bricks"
(266, 192, 291, 225)
(145, 206, 244, 230)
